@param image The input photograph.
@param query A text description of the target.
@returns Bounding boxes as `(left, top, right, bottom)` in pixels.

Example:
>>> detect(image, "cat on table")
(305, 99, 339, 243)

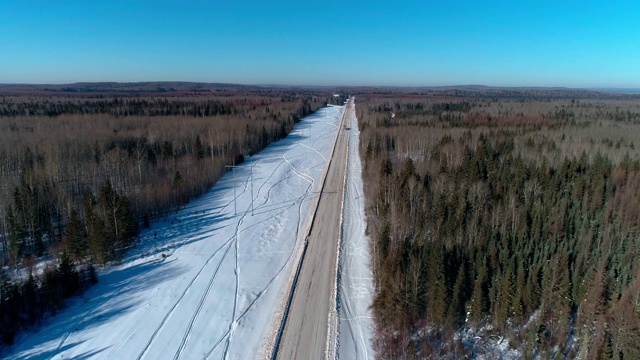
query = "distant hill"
(2, 82, 638, 98)
(0, 81, 261, 94)
(591, 88, 640, 94)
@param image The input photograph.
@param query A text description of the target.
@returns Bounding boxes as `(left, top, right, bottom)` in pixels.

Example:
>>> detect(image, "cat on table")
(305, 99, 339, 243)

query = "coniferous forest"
(357, 90, 640, 359)
(0, 85, 339, 345)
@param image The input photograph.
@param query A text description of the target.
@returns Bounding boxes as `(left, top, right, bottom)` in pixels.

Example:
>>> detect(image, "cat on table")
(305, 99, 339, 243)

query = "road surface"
(276, 99, 352, 359)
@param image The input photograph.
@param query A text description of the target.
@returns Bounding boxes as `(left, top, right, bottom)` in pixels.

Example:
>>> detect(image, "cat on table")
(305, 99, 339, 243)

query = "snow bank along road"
(4, 106, 344, 360)
(337, 99, 374, 359)
(276, 98, 352, 359)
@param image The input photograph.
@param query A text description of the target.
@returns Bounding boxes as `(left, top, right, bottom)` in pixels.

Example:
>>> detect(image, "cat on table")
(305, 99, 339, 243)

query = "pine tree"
(448, 261, 469, 326)
(99, 180, 122, 259)
(13, 174, 46, 257)
(511, 263, 526, 320)
(58, 250, 79, 298)
(0, 269, 20, 344)
(467, 266, 487, 327)
(495, 267, 515, 330)
(22, 273, 39, 323)
(173, 171, 183, 190)
(84, 191, 110, 264)
(64, 209, 86, 261)
(88, 263, 98, 285)
(115, 194, 136, 247)
(42, 266, 63, 315)
(541, 253, 571, 343)
(194, 135, 205, 159)
(6, 206, 23, 266)
(426, 245, 447, 324)
(523, 265, 542, 315)
(261, 126, 269, 147)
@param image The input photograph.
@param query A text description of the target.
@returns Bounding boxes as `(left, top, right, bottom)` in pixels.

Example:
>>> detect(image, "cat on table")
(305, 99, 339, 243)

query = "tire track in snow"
(221, 150, 317, 359)
(203, 124, 335, 359)
(253, 151, 316, 215)
(218, 196, 251, 360)
(56, 259, 177, 356)
(54, 273, 142, 352)
(222, 224, 242, 359)
(252, 111, 335, 213)
(338, 99, 373, 359)
(172, 239, 235, 359)
(350, 109, 372, 360)
(135, 239, 234, 360)
(282, 152, 314, 185)
(152, 108, 341, 359)
(204, 198, 310, 359)
(203, 160, 297, 358)
(104, 274, 181, 359)
(294, 141, 326, 162)
(249, 150, 316, 212)
(135, 156, 263, 359)
(159, 109, 342, 359)
(185, 169, 281, 359)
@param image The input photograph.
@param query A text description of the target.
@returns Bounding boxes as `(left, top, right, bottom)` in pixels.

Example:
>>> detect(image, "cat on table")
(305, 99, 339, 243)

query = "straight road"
(276, 99, 352, 359)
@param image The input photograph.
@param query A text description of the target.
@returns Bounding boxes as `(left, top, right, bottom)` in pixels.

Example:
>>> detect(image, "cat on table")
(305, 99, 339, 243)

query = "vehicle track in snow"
(173, 155, 265, 359)
(203, 116, 339, 359)
(99, 154, 265, 360)
(250, 114, 337, 215)
(138, 111, 342, 359)
(172, 237, 236, 359)
(337, 99, 374, 359)
(339, 146, 370, 360)
(220, 208, 247, 359)
(56, 255, 182, 357)
(173, 173, 257, 359)
(103, 275, 181, 359)
(135, 238, 235, 360)
(204, 120, 338, 359)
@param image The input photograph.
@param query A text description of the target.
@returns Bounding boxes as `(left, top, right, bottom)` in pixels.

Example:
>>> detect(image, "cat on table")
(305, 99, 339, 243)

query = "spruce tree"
(84, 190, 109, 264)
(426, 245, 447, 324)
(194, 135, 205, 159)
(115, 194, 136, 248)
(58, 250, 79, 298)
(448, 261, 469, 326)
(0, 269, 19, 344)
(22, 273, 39, 323)
(6, 206, 23, 265)
(42, 266, 62, 315)
(64, 209, 86, 261)
(467, 267, 487, 327)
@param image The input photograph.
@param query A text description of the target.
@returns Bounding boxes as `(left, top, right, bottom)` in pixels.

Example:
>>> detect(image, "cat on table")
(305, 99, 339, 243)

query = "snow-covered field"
(4, 105, 345, 360)
(337, 102, 375, 359)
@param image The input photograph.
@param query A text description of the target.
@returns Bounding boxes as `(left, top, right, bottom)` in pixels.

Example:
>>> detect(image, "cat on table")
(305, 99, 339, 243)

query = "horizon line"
(1, 81, 639, 91)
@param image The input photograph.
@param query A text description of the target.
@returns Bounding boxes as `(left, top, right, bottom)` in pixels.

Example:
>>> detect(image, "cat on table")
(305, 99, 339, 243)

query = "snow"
(337, 100, 375, 359)
(460, 327, 522, 360)
(3, 105, 344, 360)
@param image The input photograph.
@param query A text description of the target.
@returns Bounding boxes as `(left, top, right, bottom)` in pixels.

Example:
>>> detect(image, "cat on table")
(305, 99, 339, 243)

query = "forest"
(356, 90, 640, 359)
(0, 86, 343, 345)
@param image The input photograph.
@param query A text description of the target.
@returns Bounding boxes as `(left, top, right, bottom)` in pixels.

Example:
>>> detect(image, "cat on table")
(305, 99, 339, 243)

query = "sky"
(0, 1, 638, 87)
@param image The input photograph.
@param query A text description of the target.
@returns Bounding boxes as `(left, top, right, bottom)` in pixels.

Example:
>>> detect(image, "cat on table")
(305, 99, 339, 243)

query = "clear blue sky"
(1, 1, 638, 87)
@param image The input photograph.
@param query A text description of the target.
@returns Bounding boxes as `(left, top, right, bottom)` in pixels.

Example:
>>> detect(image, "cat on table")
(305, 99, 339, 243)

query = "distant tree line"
(357, 93, 640, 359)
